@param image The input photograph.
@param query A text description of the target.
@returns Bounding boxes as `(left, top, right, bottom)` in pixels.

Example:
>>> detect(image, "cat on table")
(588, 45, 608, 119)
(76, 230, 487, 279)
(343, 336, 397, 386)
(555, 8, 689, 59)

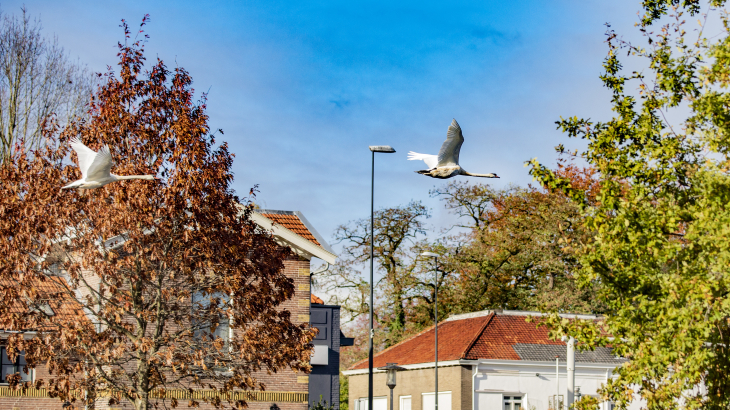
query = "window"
(356, 397, 387, 410)
(422, 392, 451, 410)
(1, 347, 31, 384)
(400, 395, 412, 410)
(503, 396, 522, 410)
(192, 292, 231, 346)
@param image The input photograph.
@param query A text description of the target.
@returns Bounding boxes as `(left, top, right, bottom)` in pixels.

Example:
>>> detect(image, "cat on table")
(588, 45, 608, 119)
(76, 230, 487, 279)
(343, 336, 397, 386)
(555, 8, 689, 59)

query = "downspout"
(472, 364, 479, 410)
(311, 262, 330, 276)
(311, 262, 330, 293)
(566, 336, 575, 410)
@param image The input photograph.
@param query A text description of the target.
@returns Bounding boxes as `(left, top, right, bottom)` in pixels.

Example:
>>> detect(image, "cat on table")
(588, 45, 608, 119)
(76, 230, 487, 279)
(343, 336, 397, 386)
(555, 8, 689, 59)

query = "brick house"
(0, 209, 336, 410)
(343, 310, 637, 410)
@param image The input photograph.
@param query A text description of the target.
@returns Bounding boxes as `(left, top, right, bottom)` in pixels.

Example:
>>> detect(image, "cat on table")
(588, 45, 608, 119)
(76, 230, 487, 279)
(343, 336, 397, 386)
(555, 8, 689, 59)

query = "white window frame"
(421, 391, 452, 410)
(357, 396, 388, 410)
(502, 395, 523, 410)
(400, 395, 412, 410)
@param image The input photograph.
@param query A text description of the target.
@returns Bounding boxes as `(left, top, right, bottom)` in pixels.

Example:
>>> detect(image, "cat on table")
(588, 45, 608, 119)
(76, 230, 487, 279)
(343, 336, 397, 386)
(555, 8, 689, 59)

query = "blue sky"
(12, 0, 641, 247)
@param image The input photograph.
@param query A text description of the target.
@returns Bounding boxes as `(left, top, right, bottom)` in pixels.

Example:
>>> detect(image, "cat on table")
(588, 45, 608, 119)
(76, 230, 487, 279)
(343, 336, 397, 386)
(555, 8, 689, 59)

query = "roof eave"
(251, 212, 337, 264)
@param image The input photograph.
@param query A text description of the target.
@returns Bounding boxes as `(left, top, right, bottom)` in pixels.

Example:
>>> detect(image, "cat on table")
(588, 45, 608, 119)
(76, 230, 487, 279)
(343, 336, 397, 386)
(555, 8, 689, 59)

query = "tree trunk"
(135, 394, 149, 410)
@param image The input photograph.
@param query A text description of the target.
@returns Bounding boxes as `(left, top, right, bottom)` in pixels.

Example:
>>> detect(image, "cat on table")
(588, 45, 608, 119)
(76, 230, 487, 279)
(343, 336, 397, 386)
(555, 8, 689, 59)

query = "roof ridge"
(497, 310, 601, 320)
(257, 209, 296, 215)
(445, 309, 493, 322)
(461, 312, 495, 359)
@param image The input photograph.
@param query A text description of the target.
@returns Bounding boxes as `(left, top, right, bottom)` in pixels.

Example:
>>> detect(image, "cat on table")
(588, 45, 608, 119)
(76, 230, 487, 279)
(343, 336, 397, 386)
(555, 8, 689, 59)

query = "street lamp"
(420, 252, 439, 410)
(368, 145, 396, 410)
(378, 363, 406, 410)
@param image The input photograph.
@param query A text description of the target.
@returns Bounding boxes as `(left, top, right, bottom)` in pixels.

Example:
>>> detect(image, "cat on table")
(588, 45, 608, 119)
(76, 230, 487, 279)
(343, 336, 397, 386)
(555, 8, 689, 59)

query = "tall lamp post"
(421, 252, 439, 410)
(368, 145, 396, 410)
(378, 363, 406, 410)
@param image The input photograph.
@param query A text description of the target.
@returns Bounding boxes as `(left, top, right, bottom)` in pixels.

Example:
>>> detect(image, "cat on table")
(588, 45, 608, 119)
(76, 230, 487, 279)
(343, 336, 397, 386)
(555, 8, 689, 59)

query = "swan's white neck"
(461, 170, 499, 178)
(112, 174, 156, 181)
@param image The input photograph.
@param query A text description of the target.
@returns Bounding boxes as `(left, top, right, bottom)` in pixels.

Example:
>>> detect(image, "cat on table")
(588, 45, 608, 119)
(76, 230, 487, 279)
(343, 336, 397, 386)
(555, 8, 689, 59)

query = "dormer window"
(24, 297, 55, 317)
(31, 303, 55, 317)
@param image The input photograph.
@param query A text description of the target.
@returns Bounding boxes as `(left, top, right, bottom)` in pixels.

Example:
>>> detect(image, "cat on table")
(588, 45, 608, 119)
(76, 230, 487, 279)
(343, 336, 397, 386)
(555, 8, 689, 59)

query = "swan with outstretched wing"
(408, 119, 499, 179)
(61, 138, 158, 192)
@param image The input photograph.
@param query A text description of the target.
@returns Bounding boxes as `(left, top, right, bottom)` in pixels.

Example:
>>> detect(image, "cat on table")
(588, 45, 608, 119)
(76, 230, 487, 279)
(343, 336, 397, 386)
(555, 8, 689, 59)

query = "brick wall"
(1, 254, 314, 410)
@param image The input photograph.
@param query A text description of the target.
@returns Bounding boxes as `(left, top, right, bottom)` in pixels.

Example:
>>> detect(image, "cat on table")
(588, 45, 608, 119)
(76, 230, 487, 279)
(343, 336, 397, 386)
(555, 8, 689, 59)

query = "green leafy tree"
(339, 373, 349, 410)
(530, 1, 730, 408)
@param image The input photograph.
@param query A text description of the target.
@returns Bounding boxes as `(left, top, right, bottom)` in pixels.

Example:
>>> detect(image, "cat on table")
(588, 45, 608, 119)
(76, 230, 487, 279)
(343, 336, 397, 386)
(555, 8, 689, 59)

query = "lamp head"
(420, 252, 439, 258)
(369, 145, 396, 153)
(378, 362, 406, 388)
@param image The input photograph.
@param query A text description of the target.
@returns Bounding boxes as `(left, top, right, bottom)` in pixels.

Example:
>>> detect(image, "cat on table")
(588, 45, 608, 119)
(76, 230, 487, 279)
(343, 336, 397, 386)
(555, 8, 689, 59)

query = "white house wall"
(472, 361, 642, 410)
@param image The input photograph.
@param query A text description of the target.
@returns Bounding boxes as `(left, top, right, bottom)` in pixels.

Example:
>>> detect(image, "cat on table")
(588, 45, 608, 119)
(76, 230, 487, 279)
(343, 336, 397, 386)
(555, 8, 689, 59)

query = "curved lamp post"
(420, 252, 439, 410)
(378, 363, 406, 410)
(368, 145, 396, 410)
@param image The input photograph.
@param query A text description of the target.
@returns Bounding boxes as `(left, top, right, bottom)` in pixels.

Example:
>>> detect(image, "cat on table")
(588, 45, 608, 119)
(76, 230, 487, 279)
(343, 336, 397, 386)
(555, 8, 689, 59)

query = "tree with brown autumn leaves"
(0, 18, 313, 410)
(431, 168, 603, 315)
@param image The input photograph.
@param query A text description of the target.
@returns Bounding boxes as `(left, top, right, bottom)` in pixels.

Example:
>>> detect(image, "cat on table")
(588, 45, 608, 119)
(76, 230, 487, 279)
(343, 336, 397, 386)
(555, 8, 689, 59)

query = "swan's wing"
(437, 119, 464, 167)
(69, 138, 98, 179)
(407, 151, 438, 169)
(85, 144, 113, 181)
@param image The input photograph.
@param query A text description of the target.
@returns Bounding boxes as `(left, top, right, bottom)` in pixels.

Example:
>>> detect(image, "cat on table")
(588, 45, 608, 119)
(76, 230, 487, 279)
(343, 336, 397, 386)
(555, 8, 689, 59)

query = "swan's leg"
(78, 189, 86, 197)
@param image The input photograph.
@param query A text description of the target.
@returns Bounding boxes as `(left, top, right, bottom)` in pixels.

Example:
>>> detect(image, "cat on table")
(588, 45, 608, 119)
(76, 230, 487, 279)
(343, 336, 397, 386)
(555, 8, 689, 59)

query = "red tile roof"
(1, 276, 90, 330)
(350, 314, 492, 370)
(259, 213, 321, 246)
(349, 311, 581, 369)
(463, 315, 563, 360)
(311, 294, 324, 304)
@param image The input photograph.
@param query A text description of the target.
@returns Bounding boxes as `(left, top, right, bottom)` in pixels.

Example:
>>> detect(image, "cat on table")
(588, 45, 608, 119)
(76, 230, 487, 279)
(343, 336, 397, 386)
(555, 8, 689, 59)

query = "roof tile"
(350, 315, 490, 370)
(260, 213, 321, 246)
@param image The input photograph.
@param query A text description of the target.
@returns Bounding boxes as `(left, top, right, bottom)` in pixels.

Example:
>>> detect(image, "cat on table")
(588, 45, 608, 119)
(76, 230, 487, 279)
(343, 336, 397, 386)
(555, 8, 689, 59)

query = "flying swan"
(408, 119, 499, 179)
(61, 138, 157, 191)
